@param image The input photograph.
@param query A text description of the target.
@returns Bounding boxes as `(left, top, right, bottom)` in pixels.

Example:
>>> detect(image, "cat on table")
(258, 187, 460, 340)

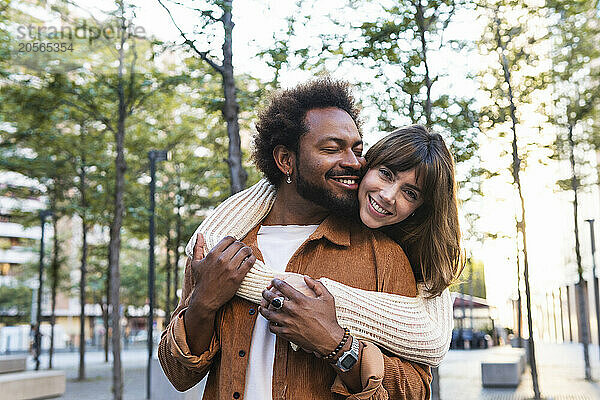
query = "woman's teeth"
(370, 196, 391, 215)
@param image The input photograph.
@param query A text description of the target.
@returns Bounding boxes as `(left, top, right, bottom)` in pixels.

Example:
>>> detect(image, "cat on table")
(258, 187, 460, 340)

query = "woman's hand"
(272, 272, 316, 298)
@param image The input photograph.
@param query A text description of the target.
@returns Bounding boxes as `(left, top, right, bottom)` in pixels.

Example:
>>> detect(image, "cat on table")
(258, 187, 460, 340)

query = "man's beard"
(295, 159, 359, 218)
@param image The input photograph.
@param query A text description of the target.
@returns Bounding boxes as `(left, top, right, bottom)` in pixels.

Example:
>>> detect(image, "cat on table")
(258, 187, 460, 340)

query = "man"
(158, 78, 431, 399)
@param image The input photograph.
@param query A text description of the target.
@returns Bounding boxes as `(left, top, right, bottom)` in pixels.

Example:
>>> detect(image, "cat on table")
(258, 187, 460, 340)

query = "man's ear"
(273, 145, 296, 177)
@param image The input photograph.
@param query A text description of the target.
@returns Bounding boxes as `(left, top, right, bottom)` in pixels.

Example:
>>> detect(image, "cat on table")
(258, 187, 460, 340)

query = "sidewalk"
(28, 348, 146, 400)
(21, 342, 600, 399)
(439, 342, 600, 399)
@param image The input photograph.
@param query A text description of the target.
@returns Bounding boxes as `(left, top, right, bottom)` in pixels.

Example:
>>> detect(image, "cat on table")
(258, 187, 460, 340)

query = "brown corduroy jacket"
(158, 215, 431, 399)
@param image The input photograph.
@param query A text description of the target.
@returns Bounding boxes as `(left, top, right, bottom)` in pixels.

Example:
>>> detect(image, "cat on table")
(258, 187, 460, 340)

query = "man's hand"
(183, 234, 256, 356)
(188, 234, 256, 314)
(258, 276, 345, 357)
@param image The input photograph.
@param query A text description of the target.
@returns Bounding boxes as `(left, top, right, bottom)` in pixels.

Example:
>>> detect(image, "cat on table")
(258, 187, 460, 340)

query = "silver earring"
(286, 171, 292, 184)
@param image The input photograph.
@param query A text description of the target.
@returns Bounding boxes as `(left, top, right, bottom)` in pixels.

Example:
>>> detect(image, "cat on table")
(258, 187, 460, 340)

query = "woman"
(185, 125, 462, 367)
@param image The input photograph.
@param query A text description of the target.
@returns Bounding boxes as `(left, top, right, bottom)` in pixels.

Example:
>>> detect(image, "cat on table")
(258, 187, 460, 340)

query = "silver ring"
(271, 296, 285, 310)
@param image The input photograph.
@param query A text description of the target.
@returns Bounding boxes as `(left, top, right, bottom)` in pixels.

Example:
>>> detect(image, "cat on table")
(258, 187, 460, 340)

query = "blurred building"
(0, 171, 167, 353)
(0, 172, 44, 288)
(452, 293, 496, 332)
(0, 172, 47, 352)
(0, 172, 47, 327)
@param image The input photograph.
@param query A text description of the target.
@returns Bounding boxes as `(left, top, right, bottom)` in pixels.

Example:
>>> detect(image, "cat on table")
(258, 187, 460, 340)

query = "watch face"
(340, 354, 357, 370)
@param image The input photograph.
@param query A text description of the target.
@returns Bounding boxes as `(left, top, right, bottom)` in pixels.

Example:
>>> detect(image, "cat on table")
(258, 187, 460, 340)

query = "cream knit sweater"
(185, 179, 453, 367)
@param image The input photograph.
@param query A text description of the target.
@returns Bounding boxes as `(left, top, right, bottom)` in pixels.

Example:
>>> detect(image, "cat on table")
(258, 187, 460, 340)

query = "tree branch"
(58, 1, 121, 59)
(156, 0, 224, 74)
(128, 75, 182, 115)
(167, 0, 224, 22)
(61, 98, 115, 134)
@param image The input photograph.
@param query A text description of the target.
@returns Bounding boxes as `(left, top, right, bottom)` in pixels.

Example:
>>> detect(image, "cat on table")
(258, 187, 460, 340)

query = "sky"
(19, 0, 600, 332)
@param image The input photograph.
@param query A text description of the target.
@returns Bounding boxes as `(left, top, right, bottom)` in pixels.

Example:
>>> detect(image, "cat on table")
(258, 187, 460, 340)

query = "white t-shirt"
(243, 224, 319, 400)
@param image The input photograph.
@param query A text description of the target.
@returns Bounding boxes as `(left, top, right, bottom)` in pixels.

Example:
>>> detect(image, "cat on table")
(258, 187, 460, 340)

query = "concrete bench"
(491, 347, 526, 374)
(0, 370, 66, 399)
(481, 348, 526, 388)
(0, 355, 27, 374)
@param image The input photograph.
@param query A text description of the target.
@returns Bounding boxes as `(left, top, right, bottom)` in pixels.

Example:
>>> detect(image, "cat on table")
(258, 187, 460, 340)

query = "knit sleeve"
(320, 279, 452, 366)
(183, 179, 453, 366)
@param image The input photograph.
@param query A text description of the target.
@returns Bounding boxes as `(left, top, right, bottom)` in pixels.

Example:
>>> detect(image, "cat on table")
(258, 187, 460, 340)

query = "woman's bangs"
(415, 159, 438, 202)
(378, 141, 423, 173)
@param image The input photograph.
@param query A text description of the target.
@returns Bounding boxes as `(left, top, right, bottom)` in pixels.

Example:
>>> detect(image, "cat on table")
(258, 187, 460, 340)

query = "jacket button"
(239, 350, 246, 357)
(249, 308, 256, 315)
(233, 392, 240, 399)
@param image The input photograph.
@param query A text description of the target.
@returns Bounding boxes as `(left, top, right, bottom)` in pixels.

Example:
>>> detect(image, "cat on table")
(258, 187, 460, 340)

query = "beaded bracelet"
(322, 327, 350, 362)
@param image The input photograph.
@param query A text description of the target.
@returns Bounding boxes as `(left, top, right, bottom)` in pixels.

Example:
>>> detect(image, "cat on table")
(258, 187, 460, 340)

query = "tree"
(339, 0, 479, 154)
(546, 0, 600, 381)
(3, 1, 194, 395)
(46, 3, 190, 394)
(157, 0, 247, 194)
(72, 119, 107, 379)
(78, 122, 89, 380)
(0, 0, 10, 73)
(0, 285, 32, 324)
(478, 2, 553, 397)
(450, 258, 487, 299)
(0, 83, 80, 369)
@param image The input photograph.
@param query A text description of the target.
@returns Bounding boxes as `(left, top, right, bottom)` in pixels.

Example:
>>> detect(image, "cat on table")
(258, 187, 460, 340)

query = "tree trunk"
(161, 0, 246, 194)
(517, 158, 540, 399)
(90, 314, 96, 346)
(49, 213, 59, 369)
(222, 0, 247, 194)
(415, 0, 432, 126)
(173, 179, 182, 312)
(110, 10, 128, 399)
(164, 225, 172, 326)
(104, 252, 110, 363)
(109, 149, 125, 400)
(552, 291, 558, 343)
(566, 285, 573, 341)
(34, 212, 48, 371)
(494, 14, 541, 398)
(568, 123, 592, 380)
(559, 287, 565, 342)
(516, 243, 523, 347)
(468, 260, 474, 329)
(78, 155, 88, 381)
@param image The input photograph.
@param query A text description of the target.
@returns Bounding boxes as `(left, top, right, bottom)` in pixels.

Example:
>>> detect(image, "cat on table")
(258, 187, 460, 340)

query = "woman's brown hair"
(365, 125, 463, 297)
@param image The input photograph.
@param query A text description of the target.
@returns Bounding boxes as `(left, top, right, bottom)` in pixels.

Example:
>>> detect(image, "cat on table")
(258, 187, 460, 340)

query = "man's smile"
(329, 176, 359, 190)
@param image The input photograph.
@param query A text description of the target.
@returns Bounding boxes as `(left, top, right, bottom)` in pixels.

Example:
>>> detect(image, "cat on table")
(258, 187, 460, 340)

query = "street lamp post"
(147, 150, 168, 399)
(585, 219, 599, 359)
(34, 209, 52, 371)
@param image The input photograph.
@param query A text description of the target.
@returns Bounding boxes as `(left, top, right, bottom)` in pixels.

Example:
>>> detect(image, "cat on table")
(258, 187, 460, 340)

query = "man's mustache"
(326, 168, 362, 178)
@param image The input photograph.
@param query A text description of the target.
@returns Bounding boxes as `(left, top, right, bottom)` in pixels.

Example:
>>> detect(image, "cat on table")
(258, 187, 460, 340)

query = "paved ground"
(28, 347, 147, 400)
(15, 342, 600, 399)
(438, 343, 600, 399)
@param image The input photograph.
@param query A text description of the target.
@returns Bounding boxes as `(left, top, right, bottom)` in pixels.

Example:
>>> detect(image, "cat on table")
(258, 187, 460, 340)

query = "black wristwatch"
(335, 336, 360, 372)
